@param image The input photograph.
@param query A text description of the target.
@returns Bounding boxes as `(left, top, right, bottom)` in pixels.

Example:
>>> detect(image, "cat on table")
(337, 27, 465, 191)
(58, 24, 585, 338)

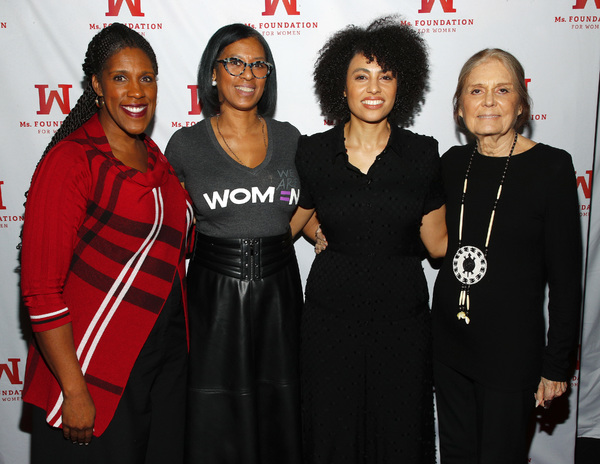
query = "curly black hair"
(314, 16, 429, 127)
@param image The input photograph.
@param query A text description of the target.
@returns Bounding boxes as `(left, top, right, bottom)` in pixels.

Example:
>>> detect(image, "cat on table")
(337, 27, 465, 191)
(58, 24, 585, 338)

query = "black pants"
(31, 283, 187, 464)
(434, 360, 535, 464)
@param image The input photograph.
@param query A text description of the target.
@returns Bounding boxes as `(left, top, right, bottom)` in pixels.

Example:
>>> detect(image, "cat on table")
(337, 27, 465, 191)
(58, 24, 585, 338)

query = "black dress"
(295, 125, 444, 464)
(432, 143, 582, 390)
(431, 143, 582, 463)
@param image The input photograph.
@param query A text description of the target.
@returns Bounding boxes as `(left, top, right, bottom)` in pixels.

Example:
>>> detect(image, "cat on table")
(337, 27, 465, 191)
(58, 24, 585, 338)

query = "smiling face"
(92, 47, 157, 140)
(458, 59, 522, 142)
(344, 53, 397, 124)
(213, 37, 267, 114)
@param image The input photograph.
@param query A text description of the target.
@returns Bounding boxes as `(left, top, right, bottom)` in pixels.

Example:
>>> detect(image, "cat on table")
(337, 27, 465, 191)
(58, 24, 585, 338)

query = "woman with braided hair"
(21, 23, 193, 463)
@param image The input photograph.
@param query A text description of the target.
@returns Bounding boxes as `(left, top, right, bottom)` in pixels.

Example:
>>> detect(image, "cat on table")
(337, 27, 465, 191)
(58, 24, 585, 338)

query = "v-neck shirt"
(165, 118, 301, 238)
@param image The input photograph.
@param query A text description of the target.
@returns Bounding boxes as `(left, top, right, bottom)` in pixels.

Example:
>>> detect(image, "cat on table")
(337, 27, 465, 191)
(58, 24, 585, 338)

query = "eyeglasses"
(216, 57, 273, 79)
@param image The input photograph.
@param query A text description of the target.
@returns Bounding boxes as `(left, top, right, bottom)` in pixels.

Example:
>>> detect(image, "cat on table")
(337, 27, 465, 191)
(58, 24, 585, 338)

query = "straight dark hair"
(197, 24, 277, 118)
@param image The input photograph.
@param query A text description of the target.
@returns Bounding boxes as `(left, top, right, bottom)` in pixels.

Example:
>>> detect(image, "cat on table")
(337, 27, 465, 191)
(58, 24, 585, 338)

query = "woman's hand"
(33, 324, 96, 444)
(290, 207, 316, 238)
(295, 210, 328, 253)
(535, 377, 568, 408)
(62, 386, 96, 444)
(315, 225, 328, 254)
(420, 205, 448, 259)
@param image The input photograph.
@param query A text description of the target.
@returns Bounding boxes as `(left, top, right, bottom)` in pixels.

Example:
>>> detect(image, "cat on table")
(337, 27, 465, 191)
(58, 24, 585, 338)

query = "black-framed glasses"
(216, 57, 273, 79)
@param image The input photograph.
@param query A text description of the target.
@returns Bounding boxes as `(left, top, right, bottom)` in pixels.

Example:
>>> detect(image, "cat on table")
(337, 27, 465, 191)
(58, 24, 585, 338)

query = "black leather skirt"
(185, 231, 303, 464)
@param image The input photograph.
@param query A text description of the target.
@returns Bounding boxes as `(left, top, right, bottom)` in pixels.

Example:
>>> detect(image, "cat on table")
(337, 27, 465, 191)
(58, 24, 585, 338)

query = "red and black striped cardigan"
(21, 114, 193, 436)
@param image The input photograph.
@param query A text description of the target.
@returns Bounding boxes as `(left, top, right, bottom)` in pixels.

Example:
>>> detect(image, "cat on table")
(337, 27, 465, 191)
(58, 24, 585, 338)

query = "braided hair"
(18, 24, 158, 249)
(40, 23, 158, 160)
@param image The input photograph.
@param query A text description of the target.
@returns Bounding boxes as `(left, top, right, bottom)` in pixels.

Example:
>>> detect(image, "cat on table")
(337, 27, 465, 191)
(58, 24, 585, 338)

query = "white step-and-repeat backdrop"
(1, 1, 599, 462)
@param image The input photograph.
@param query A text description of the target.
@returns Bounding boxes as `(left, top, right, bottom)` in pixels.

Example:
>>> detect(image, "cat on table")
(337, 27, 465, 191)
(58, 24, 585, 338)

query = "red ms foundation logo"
(35, 84, 72, 115)
(414, 0, 472, 34)
(418, 0, 456, 13)
(577, 170, 593, 200)
(573, 0, 600, 9)
(0, 359, 23, 385)
(262, 0, 300, 16)
(170, 85, 201, 129)
(19, 85, 70, 134)
(577, 170, 592, 218)
(253, 0, 317, 37)
(0, 181, 6, 211)
(106, 0, 145, 17)
(188, 85, 201, 115)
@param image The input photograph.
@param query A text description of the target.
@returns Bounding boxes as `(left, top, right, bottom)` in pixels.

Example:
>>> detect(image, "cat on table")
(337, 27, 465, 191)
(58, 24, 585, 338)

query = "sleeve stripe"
(29, 307, 69, 320)
(31, 313, 69, 327)
(30, 313, 70, 326)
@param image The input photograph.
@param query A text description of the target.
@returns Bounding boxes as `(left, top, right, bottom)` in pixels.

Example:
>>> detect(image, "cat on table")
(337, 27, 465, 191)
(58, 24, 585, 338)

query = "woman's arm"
(290, 206, 316, 238)
(300, 211, 328, 254)
(541, 151, 582, 382)
(301, 212, 320, 241)
(292, 134, 328, 249)
(35, 326, 95, 443)
(420, 205, 447, 259)
(21, 144, 96, 442)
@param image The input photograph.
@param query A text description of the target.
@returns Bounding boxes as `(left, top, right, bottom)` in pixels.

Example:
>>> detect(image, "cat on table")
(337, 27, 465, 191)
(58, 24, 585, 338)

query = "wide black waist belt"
(193, 231, 295, 281)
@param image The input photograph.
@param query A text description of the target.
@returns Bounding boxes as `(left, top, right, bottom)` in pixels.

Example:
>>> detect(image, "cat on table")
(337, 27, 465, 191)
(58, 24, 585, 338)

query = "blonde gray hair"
(453, 48, 531, 131)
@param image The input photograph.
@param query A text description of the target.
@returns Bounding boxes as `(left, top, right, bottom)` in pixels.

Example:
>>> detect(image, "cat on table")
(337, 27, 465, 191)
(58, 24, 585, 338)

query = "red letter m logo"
(0, 359, 23, 385)
(577, 170, 593, 200)
(106, 0, 145, 17)
(35, 85, 72, 115)
(573, 0, 600, 8)
(573, 0, 600, 10)
(262, 0, 300, 16)
(188, 85, 201, 115)
(419, 0, 456, 13)
(0, 181, 6, 210)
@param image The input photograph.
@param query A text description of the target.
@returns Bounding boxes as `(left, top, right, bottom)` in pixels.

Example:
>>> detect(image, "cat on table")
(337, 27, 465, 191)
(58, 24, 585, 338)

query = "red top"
(21, 114, 193, 436)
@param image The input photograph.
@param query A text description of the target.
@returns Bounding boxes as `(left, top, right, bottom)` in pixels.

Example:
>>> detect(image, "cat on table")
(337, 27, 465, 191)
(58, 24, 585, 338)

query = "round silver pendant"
(453, 246, 487, 285)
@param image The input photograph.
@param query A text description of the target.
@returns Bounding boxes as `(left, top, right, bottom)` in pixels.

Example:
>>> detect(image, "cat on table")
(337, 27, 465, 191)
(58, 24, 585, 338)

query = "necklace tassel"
(457, 286, 471, 324)
(453, 132, 517, 326)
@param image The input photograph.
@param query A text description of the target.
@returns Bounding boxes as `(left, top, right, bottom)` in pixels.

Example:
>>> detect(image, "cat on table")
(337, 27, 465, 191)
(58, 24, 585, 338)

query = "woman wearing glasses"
(165, 23, 304, 464)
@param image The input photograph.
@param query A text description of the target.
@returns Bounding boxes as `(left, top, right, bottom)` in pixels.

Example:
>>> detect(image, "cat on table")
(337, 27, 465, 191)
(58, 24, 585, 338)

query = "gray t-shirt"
(165, 118, 301, 238)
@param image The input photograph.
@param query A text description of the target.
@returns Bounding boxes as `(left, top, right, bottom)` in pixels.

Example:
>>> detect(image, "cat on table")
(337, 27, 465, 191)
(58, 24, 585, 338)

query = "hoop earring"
(95, 96, 105, 108)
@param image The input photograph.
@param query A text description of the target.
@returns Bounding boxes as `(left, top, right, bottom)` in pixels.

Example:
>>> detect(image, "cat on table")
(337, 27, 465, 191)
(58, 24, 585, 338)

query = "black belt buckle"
(241, 238, 262, 281)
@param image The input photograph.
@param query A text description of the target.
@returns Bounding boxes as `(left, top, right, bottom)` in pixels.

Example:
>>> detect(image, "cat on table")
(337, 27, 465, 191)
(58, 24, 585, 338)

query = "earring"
(211, 80, 217, 87)
(95, 96, 104, 108)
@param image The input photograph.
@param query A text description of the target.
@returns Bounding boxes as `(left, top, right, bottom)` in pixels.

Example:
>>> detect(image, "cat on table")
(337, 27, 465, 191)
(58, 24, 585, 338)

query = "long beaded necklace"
(453, 131, 518, 324)
(216, 114, 267, 167)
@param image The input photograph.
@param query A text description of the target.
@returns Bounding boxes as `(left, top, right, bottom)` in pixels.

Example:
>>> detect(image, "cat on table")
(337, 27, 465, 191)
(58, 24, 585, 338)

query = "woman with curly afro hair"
(290, 17, 447, 463)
